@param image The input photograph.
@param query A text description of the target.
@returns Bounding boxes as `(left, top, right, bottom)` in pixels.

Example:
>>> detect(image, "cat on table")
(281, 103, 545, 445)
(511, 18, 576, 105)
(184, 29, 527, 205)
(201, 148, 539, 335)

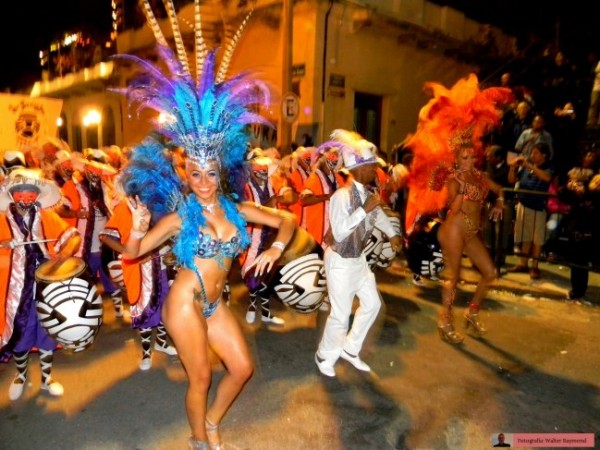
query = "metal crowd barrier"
(483, 188, 599, 274)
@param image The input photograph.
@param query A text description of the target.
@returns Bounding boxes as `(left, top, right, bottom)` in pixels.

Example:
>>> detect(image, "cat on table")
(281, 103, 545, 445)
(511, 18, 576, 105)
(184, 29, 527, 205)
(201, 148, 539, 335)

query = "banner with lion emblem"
(0, 93, 63, 153)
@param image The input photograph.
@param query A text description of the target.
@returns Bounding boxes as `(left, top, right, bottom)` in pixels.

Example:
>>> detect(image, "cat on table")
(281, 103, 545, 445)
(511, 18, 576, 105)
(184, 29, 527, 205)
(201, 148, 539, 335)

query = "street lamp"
(83, 108, 102, 148)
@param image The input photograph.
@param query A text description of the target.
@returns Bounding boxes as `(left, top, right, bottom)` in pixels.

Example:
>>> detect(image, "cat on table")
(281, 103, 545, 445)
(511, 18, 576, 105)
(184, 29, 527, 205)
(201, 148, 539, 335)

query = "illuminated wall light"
(83, 109, 102, 127)
(57, 117, 64, 127)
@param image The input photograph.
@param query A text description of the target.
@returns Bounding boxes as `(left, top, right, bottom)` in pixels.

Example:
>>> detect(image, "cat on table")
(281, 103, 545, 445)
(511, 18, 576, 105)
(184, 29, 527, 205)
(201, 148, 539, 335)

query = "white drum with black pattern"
(376, 214, 402, 268)
(107, 259, 125, 288)
(273, 253, 327, 313)
(363, 211, 401, 270)
(35, 257, 104, 352)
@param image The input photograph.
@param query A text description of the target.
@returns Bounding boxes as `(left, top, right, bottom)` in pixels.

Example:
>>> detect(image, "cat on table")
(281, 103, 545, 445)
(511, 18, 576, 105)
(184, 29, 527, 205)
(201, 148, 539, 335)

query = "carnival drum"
(363, 209, 402, 270)
(271, 227, 327, 313)
(35, 257, 104, 352)
(404, 216, 444, 278)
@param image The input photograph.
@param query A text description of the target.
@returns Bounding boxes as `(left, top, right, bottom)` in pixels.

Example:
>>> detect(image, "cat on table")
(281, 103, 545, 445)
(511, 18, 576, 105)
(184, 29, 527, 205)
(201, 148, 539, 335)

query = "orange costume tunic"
(288, 166, 310, 227)
(0, 207, 79, 347)
(302, 169, 345, 246)
(100, 202, 170, 329)
(60, 175, 117, 257)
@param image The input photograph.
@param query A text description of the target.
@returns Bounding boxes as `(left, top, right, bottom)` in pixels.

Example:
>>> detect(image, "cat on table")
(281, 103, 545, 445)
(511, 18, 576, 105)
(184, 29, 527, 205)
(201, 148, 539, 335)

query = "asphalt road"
(1, 256, 599, 450)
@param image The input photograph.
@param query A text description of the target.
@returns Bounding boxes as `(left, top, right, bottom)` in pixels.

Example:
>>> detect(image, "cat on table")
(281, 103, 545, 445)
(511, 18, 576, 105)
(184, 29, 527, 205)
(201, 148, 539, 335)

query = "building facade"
(30, 0, 514, 157)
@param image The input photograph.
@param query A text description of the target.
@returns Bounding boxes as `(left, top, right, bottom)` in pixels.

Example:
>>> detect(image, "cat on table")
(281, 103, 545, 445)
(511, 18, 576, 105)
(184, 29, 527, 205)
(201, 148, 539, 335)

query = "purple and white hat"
(328, 129, 383, 171)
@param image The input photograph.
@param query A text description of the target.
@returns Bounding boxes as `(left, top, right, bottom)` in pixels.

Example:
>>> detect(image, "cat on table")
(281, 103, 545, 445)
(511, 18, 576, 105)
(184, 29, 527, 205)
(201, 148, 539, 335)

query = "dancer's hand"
(363, 193, 381, 212)
(247, 247, 282, 277)
(126, 195, 151, 232)
(489, 204, 504, 222)
(389, 236, 402, 253)
(453, 172, 466, 194)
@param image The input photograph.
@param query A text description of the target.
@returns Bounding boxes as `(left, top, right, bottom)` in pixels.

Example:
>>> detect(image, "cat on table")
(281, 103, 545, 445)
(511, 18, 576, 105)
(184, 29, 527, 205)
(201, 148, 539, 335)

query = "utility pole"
(279, 0, 293, 154)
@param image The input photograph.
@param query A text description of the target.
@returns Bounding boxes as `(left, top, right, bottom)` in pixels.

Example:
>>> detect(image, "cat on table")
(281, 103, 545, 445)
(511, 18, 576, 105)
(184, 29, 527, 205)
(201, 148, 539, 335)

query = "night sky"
(1, 0, 598, 93)
(1, 0, 112, 93)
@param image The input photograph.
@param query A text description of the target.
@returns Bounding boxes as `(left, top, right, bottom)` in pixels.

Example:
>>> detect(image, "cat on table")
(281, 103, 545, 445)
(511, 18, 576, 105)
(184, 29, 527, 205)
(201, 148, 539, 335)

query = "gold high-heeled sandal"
(188, 437, 209, 450)
(205, 418, 224, 450)
(464, 311, 487, 335)
(437, 315, 464, 344)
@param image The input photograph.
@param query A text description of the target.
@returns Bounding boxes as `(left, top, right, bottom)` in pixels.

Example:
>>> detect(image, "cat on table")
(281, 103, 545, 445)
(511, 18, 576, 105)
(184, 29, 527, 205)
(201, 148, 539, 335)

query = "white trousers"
(317, 248, 381, 363)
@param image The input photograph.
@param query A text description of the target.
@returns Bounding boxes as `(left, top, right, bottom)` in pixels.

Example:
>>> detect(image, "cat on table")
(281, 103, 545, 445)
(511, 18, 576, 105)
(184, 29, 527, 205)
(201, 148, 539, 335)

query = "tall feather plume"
(114, 0, 269, 194)
(163, 0, 191, 75)
(216, 10, 253, 83)
(140, 0, 167, 46)
(404, 73, 513, 232)
(194, 0, 207, 86)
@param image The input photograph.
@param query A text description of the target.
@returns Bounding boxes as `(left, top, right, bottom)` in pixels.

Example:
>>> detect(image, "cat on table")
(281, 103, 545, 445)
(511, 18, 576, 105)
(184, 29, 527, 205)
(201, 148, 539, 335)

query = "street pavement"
(1, 255, 599, 450)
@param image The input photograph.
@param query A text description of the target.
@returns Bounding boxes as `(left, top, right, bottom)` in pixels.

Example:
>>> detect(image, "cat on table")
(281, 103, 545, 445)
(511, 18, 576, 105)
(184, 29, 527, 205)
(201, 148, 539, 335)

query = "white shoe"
(318, 298, 330, 311)
(245, 309, 256, 324)
(139, 357, 152, 371)
(412, 274, 425, 287)
(315, 353, 336, 377)
(8, 376, 27, 401)
(41, 380, 64, 397)
(261, 312, 285, 325)
(340, 350, 371, 372)
(154, 343, 177, 356)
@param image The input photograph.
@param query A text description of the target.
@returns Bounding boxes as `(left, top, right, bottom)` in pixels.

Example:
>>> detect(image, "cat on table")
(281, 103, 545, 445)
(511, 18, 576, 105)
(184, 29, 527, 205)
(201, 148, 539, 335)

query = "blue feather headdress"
(112, 0, 271, 174)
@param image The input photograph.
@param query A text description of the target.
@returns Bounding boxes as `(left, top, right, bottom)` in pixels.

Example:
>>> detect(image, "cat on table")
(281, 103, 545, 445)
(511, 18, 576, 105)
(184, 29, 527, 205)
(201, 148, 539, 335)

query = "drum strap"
(324, 171, 337, 193)
(80, 179, 109, 261)
(149, 255, 161, 309)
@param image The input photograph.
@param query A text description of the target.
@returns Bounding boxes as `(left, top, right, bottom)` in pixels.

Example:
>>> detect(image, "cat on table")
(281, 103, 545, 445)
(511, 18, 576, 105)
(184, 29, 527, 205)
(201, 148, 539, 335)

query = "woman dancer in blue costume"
(117, 3, 295, 448)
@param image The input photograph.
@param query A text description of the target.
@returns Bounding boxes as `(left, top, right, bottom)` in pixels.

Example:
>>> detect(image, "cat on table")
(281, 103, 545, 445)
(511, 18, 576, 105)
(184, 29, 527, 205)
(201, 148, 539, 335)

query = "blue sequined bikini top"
(196, 229, 243, 269)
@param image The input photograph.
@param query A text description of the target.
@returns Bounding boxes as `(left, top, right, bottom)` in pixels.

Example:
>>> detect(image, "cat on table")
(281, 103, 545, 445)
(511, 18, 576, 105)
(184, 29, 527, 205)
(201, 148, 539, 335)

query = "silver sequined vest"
(325, 183, 377, 258)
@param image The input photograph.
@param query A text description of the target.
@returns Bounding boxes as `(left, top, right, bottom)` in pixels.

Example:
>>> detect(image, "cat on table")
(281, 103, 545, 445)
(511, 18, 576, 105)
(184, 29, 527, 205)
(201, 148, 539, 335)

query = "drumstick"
(9, 238, 57, 249)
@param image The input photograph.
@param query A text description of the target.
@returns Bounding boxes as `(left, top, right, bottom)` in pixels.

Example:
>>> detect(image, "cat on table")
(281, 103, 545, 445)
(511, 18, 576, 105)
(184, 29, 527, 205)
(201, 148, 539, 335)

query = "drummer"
(58, 150, 125, 319)
(0, 169, 81, 400)
(299, 144, 344, 249)
(315, 130, 401, 377)
(99, 199, 178, 371)
(240, 150, 292, 326)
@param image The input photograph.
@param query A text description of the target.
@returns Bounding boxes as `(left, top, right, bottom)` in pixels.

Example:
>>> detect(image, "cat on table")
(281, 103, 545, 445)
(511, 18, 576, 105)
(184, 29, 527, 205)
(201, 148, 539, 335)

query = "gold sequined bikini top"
(461, 170, 488, 204)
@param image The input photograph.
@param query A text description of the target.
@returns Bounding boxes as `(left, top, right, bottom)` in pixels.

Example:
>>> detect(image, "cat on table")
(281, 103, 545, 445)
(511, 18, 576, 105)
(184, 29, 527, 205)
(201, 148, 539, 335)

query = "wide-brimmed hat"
(247, 149, 279, 177)
(73, 153, 117, 177)
(329, 129, 383, 171)
(53, 150, 73, 168)
(84, 148, 109, 164)
(323, 129, 385, 173)
(0, 168, 62, 211)
(2, 150, 27, 171)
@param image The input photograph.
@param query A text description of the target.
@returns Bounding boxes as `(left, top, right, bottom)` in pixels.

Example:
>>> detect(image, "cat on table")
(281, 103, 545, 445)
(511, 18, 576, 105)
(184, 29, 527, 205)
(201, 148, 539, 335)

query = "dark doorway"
(353, 92, 382, 149)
